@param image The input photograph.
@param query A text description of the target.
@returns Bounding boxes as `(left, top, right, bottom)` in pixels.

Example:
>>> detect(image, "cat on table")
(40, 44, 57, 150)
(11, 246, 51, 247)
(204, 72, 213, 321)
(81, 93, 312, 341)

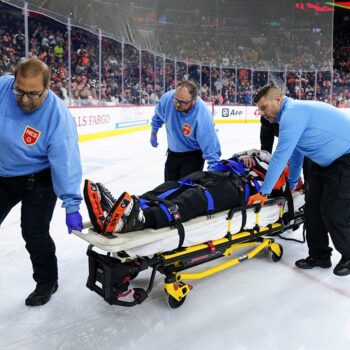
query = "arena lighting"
(296, 1, 350, 11)
(326, 1, 350, 9)
(295, 2, 334, 11)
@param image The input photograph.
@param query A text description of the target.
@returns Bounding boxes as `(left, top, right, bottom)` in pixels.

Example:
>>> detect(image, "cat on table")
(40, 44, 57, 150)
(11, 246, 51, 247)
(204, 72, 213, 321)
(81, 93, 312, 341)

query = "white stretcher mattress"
(73, 192, 304, 257)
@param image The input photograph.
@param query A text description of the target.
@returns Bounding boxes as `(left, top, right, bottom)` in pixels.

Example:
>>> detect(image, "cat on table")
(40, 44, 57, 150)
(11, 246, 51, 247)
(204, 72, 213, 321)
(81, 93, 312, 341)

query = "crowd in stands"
(0, 2, 349, 108)
(157, 30, 333, 72)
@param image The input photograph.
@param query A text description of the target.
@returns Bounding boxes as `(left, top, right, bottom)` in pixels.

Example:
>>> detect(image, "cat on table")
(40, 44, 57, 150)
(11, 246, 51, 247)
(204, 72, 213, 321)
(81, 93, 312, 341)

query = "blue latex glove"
(66, 211, 83, 234)
(150, 133, 158, 148)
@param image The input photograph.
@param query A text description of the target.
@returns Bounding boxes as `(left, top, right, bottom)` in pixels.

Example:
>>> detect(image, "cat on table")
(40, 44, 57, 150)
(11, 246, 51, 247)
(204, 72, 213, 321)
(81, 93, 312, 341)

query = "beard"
(175, 104, 192, 113)
(17, 99, 39, 113)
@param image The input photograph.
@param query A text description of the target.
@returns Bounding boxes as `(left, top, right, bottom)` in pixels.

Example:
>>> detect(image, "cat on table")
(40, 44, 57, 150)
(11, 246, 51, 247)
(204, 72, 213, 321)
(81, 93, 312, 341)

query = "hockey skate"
(84, 179, 133, 235)
(117, 195, 146, 233)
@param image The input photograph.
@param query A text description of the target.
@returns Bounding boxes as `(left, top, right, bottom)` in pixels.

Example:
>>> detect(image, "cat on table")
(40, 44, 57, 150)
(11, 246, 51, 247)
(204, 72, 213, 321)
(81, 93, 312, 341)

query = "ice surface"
(1, 124, 349, 350)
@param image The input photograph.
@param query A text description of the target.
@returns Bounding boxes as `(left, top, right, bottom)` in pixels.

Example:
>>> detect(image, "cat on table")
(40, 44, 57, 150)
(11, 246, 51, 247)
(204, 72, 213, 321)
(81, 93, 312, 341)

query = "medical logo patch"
(22, 126, 41, 146)
(182, 124, 192, 136)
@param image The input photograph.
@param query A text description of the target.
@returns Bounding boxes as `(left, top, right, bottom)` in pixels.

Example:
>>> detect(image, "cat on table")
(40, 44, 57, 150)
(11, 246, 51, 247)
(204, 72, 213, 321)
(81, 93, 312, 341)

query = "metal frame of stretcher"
(75, 194, 305, 308)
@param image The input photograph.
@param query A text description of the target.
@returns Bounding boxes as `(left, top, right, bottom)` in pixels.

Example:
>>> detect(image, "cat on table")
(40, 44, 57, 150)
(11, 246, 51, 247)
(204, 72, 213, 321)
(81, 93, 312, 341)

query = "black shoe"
(295, 256, 332, 269)
(25, 281, 58, 306)
(333, 257, 350, 276)
(118, 196, 145, 233)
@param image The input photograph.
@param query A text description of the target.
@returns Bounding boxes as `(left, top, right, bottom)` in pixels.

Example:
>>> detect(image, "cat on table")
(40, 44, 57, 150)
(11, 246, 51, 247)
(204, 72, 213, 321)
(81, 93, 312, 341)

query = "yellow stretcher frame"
(162, 222, 284, 308)
(85, 196, 304, 308)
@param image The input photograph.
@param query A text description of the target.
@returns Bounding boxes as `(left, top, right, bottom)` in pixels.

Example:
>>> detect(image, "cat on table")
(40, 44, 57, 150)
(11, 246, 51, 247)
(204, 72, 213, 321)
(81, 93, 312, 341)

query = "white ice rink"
(1, 124, 350, 350)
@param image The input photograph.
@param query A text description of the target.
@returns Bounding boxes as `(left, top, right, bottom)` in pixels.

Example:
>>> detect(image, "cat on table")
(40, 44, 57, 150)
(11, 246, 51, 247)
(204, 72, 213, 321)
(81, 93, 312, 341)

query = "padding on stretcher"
(74, 191, 304, 256)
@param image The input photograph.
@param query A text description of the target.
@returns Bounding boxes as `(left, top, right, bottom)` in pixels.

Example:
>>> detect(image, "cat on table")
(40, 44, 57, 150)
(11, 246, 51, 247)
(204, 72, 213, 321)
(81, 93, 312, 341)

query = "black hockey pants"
(141, 171, 243, 229)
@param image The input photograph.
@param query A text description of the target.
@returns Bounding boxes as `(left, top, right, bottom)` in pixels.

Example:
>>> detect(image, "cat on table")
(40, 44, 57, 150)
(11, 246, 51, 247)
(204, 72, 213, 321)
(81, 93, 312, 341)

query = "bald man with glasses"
(150, 80, 221, 181)
(0, 58, 83, 306)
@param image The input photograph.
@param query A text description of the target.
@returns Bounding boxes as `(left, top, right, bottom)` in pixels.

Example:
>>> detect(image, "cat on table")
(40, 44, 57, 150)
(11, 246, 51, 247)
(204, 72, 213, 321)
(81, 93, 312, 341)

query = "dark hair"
(176, 80, 198, 99)
(253, 84, 282, 104)
(15, 58, 51, 87)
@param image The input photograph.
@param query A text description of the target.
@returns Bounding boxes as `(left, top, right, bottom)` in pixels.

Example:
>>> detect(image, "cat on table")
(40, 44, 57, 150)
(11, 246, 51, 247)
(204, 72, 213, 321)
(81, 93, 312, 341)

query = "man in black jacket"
(260, 116, 279, 154)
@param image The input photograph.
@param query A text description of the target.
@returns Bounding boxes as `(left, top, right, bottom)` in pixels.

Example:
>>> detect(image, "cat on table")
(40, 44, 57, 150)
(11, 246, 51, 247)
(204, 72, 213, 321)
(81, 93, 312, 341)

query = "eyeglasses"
(173, 97, 194, 106)
(12, 81, 47, 100)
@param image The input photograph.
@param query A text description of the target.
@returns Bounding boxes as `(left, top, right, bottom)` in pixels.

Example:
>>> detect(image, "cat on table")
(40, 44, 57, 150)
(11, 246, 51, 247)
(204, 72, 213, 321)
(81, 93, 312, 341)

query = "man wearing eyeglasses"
(150, 80, 221, 181)
(249, 84, 350, 277)
(0, 58, 83, 306)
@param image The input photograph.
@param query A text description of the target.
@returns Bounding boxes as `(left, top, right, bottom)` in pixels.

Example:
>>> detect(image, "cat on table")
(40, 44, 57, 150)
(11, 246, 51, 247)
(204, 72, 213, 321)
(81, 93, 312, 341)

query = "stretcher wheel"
(167, 294, 186, 309)
(269, 244, 283, 262)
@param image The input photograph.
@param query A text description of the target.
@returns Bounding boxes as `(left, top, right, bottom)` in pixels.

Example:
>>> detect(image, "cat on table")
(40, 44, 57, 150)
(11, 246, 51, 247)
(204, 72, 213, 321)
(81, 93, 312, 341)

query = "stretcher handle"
(83, 221, 92, 229)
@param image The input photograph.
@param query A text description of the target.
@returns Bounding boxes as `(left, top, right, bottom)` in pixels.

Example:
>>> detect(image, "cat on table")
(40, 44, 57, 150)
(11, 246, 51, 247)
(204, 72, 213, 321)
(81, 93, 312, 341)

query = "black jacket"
(260, 117, 312, 182)
(260, 117, 279, 153)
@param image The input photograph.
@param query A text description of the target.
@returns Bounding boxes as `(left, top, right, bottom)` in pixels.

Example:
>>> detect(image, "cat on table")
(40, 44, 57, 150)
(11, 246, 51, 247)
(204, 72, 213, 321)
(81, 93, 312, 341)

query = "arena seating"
(0, 1, 349, 107)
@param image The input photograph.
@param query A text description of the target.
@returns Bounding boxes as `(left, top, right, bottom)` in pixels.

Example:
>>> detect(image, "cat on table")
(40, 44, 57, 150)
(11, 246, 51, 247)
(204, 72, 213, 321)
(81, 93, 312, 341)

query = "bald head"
(15, 58, 51, 88)
(13, 58, 51, 113)
(176, 80, 198, 99)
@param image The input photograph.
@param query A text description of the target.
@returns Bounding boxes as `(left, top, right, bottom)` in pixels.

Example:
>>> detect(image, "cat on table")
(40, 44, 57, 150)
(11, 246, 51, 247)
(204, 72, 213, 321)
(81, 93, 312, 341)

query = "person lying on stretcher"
(84, 149, 302, 236)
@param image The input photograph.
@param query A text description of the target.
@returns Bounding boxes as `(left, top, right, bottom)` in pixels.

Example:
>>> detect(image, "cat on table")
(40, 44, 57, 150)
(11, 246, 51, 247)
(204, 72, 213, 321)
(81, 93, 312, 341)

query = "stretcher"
(73, 191, 305, 308)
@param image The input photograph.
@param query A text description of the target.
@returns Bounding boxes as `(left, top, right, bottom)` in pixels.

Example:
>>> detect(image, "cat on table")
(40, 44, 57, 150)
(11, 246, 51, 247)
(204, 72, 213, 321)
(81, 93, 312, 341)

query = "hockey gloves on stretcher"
(247, 192, 268, 206)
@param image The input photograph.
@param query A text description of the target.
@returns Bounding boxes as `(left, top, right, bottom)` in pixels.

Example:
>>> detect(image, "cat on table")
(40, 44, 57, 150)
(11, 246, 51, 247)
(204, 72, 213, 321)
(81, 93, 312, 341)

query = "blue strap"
(212, 158, 245, 176)
(157, 185, 182, 200)
(140, 198, 149, 209)
(141, 179, 193, 211)
(180, 178, 214, 212)
(204, 188, 214, 211)
(228, 159, 245, 175)
(214, 158, 263, 204)
(212, 162, 231, 172)
(142, 177, 214, 221)
(179, 178, 214, 212)
(142, 198, 176, 223)
(159, 203, 173, 222)
(158, 178, 194, 200)
(244, 183, 250, 203)
(178, 178, 194, 186)
(251, 178, 261, 193)
(243, 178, 261, 203)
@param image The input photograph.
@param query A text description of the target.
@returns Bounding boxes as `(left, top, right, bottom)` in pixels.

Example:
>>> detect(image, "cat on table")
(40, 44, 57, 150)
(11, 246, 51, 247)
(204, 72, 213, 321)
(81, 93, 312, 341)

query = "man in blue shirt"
(150, 80, 221, 181)
(0, 58, 83, 306)
(249, 84, 350, 276)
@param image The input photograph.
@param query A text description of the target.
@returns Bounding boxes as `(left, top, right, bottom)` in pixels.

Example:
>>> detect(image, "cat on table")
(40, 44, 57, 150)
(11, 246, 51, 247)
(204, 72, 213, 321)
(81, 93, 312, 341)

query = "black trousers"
(142, 171, 243, 229)
(305, 154, 350, 259)
(164, 149, 205, 181)
(302, 156, 313, 187)
(0, 169, 58, 283)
